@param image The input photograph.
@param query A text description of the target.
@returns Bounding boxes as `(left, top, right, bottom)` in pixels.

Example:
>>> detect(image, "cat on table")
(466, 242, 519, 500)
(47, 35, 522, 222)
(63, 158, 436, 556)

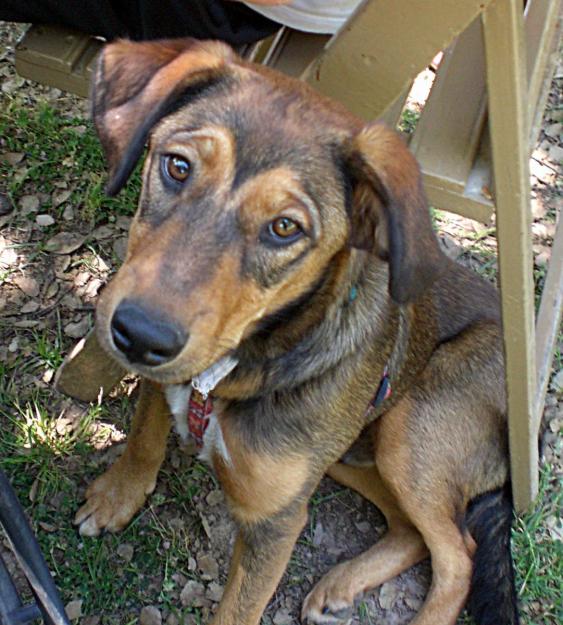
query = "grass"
(512, 465, 563, 624)
(0, 95, 561, 625)
(0, 99, 142, 224)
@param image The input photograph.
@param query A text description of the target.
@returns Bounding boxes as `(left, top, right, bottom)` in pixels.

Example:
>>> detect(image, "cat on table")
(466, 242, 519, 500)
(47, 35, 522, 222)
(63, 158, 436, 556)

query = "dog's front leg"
(214, 510, 309, 625)
(75, 379, 171, 535)
(210, 435, 313, 625)
(213, 503, 308, 625)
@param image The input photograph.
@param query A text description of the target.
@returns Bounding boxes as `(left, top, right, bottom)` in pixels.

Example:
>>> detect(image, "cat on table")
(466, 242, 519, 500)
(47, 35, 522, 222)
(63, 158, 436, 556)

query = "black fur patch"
(465, 485, 520, 625)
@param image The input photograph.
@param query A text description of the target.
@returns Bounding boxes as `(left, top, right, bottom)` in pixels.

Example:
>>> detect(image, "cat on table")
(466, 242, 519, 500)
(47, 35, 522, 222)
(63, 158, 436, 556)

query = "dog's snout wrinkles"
(110, 300, 187, 367)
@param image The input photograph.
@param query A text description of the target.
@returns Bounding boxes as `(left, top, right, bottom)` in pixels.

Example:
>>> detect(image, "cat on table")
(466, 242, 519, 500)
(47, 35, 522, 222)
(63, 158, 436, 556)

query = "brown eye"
(269, 217, 302, 239)
(163, 154, 191, 183)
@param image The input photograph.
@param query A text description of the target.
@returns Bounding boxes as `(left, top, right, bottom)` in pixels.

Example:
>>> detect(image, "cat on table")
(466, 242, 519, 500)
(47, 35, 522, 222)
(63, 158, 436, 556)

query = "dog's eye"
(163, 154, 191, 183)
(267, 217, 303, 243)
(271, 217, 300, 238)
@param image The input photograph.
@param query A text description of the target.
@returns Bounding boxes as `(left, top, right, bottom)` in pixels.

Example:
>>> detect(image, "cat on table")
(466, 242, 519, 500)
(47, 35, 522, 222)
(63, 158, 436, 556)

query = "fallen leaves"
(44, 231, 86, 254)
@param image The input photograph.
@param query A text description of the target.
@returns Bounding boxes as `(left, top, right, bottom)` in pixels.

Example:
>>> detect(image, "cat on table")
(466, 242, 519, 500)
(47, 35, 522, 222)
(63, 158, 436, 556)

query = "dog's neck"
(214, 250, 400, 401)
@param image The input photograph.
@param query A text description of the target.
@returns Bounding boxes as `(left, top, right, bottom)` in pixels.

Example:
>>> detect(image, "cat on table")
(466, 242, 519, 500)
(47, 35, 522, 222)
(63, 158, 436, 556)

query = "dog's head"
(93, 38, 443, 383)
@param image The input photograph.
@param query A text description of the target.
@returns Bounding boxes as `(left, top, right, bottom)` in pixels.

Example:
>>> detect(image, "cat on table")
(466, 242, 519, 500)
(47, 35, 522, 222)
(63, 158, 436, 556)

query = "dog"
(73, 38, 519, 625)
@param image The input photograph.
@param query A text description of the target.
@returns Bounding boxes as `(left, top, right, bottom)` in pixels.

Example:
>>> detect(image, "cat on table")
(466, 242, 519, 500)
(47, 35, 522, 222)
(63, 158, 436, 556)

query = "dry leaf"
(45, 232, 86, 254)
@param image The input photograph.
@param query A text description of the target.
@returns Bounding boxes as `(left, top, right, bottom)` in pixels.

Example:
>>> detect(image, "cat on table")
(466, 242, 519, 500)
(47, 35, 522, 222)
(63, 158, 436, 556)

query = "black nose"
(110, 300, 187, 366)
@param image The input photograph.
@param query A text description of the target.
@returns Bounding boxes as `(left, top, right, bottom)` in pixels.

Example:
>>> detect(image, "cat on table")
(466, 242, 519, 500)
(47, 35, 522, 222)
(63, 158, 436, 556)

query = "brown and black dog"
(73, 38, 519, 625)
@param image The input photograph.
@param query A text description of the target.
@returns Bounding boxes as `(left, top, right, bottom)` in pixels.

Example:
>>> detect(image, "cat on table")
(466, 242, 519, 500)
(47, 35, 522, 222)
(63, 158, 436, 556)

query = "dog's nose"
(110, 300, 187, 366)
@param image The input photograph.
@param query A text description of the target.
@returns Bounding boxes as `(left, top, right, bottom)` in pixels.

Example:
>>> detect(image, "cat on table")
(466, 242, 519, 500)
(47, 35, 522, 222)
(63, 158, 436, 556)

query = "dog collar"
(165, 356, 238, 448)
(364, 365, 392, 421)
(370, 365, 392, 407)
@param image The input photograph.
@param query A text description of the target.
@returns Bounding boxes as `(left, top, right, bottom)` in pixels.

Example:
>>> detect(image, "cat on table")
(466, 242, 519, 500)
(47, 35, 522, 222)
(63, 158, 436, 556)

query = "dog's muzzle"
(110, 299, 187, 367)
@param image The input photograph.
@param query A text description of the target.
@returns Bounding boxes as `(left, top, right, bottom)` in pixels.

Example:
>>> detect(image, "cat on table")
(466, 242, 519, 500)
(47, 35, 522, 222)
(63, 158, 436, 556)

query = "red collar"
(187, 367, 391, 447)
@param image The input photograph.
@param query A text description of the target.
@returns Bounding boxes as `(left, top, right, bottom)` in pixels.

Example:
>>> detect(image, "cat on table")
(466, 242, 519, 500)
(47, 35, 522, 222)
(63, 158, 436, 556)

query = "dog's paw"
(74, 458, 157, 536)
(301, 566, 355, 625)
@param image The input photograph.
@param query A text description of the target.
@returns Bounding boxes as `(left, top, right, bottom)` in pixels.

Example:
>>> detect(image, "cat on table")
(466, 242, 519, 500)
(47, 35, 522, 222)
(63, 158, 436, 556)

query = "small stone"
(20, 300, 40, 314)
(206, 490, 224, 506)
(2, 152, 25, 166)
(82, 618, 101, 625)
(166, 615, 180, 625)
(113, 236, 128, 262)
(52, 189, 72, 207)
(92, 224, 114, 240)
(61, 293, 83, 310)
(20, 194, 40, 214)
(84, 278, 103, 299)
(534, 245, 551, 267)
(404, 594, 423, 611)
(206, 582, 223, 603)
(8, 338, 19, 353)
(531, 197, 546, 219)
(72, 125, 88, 136)
(312, 521, 324, 546)
(45, 281, 59, 299)
(36, 213, 55, 227)
(440, 234, 463, 259)
(140, 606, 162, 625)
(38, 521, 57, 533)
(74, 271, 90, 287)
(116, 215, 133, 230)
(13, 275, 40, 297)
(355, 521, 371, 534)
(45, 231, 86, 254)
(180, 580, 207, 607)
(529, 157, 553, 182)
(548, 144, 563, 163)
(544, 122, 562, 139)
(117, 543, 134, 562)
(551, 369, 563, 393)
(379, 581, 399, 610)
(65, 599, 83, 621)
(62, 205, 75, 221)
(273, 608, 292, 625)
(0, 193, 13, 215)
(198, 554, 219, 580)
(14, 320, 40, 329)
(64, 316, 91, 338)
(0, 246, 18, 267)
(54, 255, 72, 274)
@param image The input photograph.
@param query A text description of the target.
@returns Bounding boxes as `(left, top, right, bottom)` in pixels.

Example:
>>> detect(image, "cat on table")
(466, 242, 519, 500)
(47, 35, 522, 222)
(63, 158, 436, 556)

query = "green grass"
(0, 99, 142, 224)
(513, 464, 563, 624)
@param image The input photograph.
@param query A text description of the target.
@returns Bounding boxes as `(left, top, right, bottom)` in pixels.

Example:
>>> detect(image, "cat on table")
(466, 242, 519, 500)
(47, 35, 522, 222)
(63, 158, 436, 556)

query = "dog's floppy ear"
(346, 122, 444, 304)
(92, 38, 235, 195)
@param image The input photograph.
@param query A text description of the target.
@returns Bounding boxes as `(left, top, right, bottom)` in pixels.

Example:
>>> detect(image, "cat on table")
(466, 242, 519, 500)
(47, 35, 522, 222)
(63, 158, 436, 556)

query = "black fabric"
(0, 0, 281, 45)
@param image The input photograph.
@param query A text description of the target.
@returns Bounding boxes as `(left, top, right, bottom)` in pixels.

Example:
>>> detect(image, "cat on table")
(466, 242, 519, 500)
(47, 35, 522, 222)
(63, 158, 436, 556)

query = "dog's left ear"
(346, 122, 444, 304)
(92, 38, 236, 195)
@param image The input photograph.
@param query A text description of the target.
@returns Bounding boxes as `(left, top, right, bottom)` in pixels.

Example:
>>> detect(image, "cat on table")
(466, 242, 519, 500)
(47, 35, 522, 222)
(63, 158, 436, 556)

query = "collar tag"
(367, 365, 392, 417)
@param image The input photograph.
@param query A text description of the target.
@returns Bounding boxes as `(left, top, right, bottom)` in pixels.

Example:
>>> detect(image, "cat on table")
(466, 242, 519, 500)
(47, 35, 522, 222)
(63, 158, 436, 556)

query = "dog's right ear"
(92, 38, 236, 195)
(345, 122, 444, 304)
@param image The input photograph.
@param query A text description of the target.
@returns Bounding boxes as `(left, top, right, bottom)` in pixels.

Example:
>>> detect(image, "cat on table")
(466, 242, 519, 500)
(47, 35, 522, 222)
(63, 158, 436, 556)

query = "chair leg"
(482, 0, 538, 511)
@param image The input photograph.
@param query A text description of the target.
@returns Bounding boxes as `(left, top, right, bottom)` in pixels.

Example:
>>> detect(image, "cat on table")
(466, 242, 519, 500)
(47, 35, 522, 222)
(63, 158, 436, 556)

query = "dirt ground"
(0, 20, 561, 625)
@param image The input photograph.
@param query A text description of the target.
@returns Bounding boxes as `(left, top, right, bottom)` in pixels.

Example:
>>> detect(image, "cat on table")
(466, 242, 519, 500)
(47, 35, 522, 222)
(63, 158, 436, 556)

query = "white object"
(244, 0, 364, 34)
